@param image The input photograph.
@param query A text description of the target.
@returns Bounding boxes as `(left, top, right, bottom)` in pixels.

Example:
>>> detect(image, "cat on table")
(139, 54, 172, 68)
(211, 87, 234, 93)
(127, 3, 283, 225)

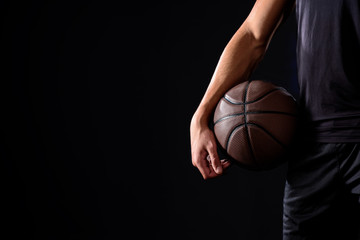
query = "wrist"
(191, 106, 212, 128)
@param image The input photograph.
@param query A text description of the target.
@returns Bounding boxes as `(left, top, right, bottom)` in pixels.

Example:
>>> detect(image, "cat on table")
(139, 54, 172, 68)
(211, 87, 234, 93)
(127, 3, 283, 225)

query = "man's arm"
(190, 0, 295, 179)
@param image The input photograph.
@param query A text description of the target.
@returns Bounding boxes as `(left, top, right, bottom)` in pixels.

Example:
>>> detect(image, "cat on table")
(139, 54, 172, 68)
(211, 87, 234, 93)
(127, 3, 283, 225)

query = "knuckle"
(211, 161, 220, 168)
(207, 141, 216, 150)
(192, 158, 201, 168)
(209, 153, 219, 163)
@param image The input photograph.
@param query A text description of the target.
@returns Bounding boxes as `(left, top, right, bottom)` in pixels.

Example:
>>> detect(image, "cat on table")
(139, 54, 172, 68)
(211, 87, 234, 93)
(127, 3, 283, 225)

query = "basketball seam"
(214, 112, 245, 125)
(214, 110, 297, 125)
(224, 87, 283, 105)
(243, 81, 258, 167)
(225, 123, 246, 151)
(247, 123, 287, 149)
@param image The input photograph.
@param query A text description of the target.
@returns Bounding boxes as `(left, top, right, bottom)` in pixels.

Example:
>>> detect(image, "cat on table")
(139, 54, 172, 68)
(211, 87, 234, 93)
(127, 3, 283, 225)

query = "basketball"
(213, 80, 298, 170)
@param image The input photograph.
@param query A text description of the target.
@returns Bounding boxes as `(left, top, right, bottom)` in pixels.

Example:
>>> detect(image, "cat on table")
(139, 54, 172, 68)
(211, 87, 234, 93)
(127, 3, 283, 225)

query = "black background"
(1, 1, 298, 239)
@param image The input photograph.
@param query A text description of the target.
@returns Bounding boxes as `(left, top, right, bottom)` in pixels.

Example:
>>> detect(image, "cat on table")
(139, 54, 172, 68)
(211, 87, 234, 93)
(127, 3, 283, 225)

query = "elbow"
(243, 18, 279, 52)
(244, 28, 267, 62)
(245, 26, 269, 52)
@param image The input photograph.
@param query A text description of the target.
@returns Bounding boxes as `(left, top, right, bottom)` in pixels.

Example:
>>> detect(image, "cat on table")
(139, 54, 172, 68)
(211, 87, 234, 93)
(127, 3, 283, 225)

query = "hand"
(190, 118, 231, 179)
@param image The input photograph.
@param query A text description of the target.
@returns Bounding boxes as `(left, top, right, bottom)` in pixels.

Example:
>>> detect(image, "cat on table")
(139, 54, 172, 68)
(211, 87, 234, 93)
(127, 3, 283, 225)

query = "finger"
(207, 162, 223, 179)
(199, 158, 231, 180)
(220, 159, 232, 170)
(197, 154, 224, 179)
(192, 150, 218, 179)
(196, 156, 214, 180)
(206, 159, 231, 178)
(207, 144, 223, 175)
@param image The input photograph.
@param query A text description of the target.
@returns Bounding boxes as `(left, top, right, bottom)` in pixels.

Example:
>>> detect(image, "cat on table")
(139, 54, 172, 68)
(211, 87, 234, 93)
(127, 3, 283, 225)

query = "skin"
(190, 0, 295, 179)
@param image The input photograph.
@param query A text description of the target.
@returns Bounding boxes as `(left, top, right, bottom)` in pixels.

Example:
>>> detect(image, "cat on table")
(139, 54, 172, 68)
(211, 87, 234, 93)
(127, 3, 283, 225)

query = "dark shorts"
(283, 142, 360, 240)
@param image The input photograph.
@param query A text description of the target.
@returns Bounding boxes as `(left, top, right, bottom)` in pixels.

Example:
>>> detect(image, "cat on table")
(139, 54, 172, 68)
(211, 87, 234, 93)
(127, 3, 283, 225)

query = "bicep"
(244, 0, 295, 45)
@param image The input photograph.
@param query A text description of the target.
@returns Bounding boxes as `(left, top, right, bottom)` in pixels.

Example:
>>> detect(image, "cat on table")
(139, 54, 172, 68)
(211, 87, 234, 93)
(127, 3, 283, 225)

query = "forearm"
(192, 23, 267, 126)
(192, 0, 295, 127)
(190, 0, 295, 180)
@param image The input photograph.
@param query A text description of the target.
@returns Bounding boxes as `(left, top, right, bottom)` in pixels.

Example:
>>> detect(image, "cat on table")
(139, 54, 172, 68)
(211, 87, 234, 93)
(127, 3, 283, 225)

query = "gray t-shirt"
(296, 0, 360, 142)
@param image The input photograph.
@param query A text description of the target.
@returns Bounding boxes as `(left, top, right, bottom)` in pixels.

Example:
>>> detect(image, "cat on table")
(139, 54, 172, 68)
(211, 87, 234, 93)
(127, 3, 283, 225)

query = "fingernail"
(216, 166, 223, 174)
